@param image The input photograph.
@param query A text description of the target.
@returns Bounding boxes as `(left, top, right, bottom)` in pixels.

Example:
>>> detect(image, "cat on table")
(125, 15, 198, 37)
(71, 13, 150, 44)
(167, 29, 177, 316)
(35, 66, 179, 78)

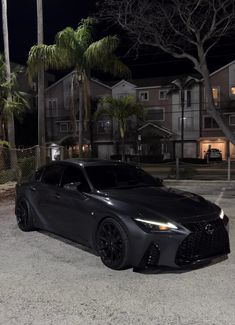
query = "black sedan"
(15, 160, 230, 270)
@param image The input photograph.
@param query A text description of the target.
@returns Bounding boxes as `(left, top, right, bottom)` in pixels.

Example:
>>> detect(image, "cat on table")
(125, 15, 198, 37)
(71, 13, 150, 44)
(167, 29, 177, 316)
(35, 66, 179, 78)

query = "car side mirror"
(154, 177, 164, 187)
(63, 182, 82, 192)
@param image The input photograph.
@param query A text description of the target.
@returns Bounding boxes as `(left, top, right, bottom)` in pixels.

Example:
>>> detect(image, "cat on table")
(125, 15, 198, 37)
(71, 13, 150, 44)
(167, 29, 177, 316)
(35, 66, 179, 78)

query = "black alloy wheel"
(16, 200, 34, 232)
(96, 218, 129, 270)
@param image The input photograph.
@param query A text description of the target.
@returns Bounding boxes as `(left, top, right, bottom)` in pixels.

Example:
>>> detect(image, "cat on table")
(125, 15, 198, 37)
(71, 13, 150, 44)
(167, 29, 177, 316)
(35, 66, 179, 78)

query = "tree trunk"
(2, 0, 17, 168)
(83, 73, 92, 156)
(120, 122, 125, 161)
(198, 47, 235, 145)
(37, 0, 46, 166)
(78, 79, 83, 157)
(70, 73, 77, 137)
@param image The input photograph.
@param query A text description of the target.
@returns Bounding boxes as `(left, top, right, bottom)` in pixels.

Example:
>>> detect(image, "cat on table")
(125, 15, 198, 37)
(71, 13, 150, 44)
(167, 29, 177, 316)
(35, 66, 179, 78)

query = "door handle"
(55, 193, 61, 199)
(30, 186, 36, 192)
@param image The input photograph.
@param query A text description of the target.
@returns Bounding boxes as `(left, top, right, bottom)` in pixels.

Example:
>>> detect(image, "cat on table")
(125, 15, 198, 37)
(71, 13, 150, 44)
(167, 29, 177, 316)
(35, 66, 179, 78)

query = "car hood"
(92, 186, 219, 223)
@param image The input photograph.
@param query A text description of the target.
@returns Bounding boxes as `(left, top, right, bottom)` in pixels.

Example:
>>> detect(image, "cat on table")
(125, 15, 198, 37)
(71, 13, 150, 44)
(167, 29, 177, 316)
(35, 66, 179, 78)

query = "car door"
(31, 163, 65, 233)
(53, 164, 94, 244)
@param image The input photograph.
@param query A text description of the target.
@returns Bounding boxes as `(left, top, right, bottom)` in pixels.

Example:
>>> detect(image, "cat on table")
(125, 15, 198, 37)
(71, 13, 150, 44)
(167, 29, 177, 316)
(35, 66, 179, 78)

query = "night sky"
(0, 0, 235, 79)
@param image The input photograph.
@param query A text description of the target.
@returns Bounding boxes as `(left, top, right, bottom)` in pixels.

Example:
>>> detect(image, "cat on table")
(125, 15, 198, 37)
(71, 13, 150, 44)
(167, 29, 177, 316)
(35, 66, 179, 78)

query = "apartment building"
(44, 62, 235, 160)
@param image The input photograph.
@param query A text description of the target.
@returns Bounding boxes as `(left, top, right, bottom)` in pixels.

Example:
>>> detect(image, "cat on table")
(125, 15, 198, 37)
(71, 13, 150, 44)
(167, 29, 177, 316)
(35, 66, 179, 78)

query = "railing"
(141, 158, 235, 181)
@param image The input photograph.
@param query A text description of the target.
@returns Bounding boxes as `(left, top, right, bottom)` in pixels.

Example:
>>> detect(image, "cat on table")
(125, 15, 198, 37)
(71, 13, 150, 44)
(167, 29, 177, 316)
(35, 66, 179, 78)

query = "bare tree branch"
(99, 0, 235, 144)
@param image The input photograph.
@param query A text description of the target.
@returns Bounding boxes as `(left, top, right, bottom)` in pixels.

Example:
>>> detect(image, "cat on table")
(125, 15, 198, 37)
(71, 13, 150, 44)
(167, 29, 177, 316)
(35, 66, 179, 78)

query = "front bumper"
(128, 217, 230, 269)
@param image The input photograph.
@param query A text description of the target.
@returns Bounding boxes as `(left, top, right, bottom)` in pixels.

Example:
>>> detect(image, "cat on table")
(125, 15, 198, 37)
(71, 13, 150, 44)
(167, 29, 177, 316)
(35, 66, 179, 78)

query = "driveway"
(0, 182, 234, 325)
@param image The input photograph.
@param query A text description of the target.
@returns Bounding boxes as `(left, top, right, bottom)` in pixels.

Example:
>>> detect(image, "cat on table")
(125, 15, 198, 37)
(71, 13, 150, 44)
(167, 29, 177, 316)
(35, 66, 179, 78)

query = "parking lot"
(0, 181, 234, 325)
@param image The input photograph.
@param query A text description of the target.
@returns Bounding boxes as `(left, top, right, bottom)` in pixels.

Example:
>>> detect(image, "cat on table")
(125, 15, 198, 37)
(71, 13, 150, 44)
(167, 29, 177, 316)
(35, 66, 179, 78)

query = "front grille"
(140, 243, 160, 268)
(176, 218, 230, 266)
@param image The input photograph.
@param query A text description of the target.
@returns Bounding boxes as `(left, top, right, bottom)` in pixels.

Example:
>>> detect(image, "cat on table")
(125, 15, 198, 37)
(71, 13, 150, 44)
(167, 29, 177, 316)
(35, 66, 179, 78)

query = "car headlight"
(219, 209, 224, 219)
(134, 218, 178, 232)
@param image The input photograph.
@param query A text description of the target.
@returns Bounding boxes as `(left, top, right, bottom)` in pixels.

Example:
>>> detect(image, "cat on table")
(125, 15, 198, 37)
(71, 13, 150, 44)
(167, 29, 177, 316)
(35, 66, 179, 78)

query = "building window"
(60, 122, 68, 133)
(186, 90, 191, 107)
(159, 89, 168, 100)
(229, 115, 235, 125)
(147, 108, 165, 121)
(139, 91, 149, 101)
(212, 87, 220, 107)
(97, 120, 111, 134)
(204, 116, 219, 129)
(64, 95, 71, 111)
(46, 98, 58, 117)
(178, 117, 193, 131)
(231, 87, 235, 96)
(117, 93, 128, 99)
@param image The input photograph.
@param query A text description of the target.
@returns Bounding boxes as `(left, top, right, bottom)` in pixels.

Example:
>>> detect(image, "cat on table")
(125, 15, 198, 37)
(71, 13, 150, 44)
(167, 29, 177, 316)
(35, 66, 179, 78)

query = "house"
(44, 63, 235, 160)
(45, 72, 112, 157)
(45, 74, 180, 159)
(199, 61, 235, 160)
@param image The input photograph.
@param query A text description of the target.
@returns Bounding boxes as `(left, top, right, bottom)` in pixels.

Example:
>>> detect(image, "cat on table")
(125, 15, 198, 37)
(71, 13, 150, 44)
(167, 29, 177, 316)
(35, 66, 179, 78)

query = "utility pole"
(180, 90, 185, 160)
(37, 0, 46, 165)
(1, 0, 17, 168)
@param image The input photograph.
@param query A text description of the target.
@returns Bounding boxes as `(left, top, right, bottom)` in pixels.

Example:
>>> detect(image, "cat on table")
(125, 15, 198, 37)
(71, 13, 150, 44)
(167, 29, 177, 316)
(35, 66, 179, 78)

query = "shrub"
(0, 169, 17, 184)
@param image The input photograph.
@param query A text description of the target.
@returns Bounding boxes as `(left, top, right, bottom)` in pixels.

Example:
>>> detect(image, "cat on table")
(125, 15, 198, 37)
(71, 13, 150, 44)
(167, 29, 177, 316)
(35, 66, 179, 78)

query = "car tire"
(96, 218, 130, 270)
(15, 199, 35, 232)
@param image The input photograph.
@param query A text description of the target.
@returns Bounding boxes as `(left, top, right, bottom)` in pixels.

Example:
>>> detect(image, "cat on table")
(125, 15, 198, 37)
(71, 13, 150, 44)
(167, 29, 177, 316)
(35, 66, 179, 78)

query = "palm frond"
(56, 27, 76, 48)
(27, 44, 71, 78)
(85, 36, 119, 59)
(75, 17, 95, 49)
(96, 95, 144, 121)
(84, 36, 131, 78)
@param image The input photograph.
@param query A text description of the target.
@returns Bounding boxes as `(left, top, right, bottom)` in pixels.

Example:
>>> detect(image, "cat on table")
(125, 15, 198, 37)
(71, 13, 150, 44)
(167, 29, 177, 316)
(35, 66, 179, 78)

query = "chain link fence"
(0, 145, 234, 184)
(0, 145, 68, 184)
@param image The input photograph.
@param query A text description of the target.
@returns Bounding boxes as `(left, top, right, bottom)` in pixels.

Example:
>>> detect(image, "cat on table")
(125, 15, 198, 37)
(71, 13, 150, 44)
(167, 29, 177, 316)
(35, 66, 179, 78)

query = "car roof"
(47, 159, 131, 168)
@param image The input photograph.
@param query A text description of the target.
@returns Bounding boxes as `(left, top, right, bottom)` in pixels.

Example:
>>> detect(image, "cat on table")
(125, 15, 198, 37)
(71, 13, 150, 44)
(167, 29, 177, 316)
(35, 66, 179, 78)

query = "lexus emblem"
(205, 224, 214, 235)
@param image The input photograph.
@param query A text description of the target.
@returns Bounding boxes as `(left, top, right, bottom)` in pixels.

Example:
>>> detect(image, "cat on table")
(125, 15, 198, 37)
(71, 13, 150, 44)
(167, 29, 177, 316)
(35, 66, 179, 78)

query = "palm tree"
(95, 95, 144, 161)
(0, 54, 30, 140)
(27, 17, 130, 156)
(168, 76, 197, 159)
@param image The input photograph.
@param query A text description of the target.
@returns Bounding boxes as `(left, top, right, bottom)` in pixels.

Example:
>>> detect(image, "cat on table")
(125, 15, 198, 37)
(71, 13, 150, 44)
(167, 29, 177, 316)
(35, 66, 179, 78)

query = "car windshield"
(85, 165, 158, 190)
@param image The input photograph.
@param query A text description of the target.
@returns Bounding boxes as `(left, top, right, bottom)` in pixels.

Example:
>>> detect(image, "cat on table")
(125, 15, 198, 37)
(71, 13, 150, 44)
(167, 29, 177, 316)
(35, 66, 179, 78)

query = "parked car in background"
(15, 159, 230, 270)
(204, 148, 222, 161)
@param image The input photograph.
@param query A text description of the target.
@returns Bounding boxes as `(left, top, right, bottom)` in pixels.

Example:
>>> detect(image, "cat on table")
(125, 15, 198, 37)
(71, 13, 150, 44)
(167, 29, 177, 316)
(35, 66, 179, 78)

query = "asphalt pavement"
(0, 181, 234, 325)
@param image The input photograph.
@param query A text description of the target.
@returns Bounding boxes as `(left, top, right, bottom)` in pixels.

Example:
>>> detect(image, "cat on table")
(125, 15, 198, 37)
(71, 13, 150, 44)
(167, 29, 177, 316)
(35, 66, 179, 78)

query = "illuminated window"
(231, 87, 235, 95)
(212, 87, 220, 107)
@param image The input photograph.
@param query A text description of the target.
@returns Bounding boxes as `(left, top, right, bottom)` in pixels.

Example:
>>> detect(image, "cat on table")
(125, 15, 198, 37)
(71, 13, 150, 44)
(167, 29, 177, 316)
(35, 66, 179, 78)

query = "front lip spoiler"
(176, 252, 230, 269)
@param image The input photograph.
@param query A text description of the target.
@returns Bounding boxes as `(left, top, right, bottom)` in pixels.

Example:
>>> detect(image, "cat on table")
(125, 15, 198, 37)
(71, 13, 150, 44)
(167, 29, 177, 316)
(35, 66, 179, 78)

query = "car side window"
(61, 166, 90, 192)
(41, 165, 64, 186)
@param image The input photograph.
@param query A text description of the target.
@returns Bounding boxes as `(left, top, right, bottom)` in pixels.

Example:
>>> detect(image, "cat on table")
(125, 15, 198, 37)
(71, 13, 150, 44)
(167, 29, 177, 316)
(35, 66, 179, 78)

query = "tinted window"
(41, 165, 64, 186)
(61, 166, 90, 192)
(85, 165, 157, 190)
